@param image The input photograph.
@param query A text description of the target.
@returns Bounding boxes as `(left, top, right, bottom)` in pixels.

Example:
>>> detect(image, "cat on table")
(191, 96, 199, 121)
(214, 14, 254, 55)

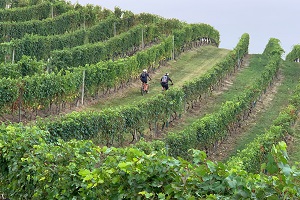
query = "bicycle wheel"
(141, 86, 145, 96)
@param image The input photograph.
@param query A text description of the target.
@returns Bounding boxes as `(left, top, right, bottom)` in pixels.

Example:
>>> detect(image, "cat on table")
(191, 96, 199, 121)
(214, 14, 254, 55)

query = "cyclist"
(160, 72, 173, 91)
(140, 69, 151, 92)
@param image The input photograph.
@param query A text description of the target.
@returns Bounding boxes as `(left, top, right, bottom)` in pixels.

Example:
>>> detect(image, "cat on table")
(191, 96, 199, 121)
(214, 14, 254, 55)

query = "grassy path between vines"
(287, 62, 300, 165)
(155, 54, 300, 164)
(82, 46, 300, 164)
(289, 115, 300, 164)
(212, 60, 300, 162)
(160, 55, 267, 135)
(85, 46, 230, 111)
(226, 61, 300, 152)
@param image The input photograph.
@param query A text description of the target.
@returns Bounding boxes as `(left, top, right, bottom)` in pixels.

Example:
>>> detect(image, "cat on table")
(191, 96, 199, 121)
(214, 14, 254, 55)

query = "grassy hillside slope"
(87, 46, 230, 110)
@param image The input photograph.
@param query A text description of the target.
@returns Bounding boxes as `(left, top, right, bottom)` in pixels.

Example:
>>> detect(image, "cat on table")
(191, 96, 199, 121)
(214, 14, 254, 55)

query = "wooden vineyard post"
(51, 4, 54, 18)
(47, 58, 50, 73)
(172, 35, 175, 60)
(141, 28, 144, 49)
(237, 50, 241, 69)
(12, 48, 15, 64)
(114, 22, 116, 37)
(81, 70, 85, 105)
(184, 95, 187, 113)
(18, 85, 23, 123)
(18, 98, 21, 122)
(83, 18, 86, 31)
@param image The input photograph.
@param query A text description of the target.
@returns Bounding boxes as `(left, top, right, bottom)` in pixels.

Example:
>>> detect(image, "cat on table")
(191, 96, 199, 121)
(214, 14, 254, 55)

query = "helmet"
(143, 69, 147, 72)
(165, 73, 169, 76)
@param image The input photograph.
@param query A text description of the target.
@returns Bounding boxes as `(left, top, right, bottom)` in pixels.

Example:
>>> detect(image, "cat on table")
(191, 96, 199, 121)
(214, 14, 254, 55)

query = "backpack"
(141, 72, 147, 79)
(161, 75, 168, 83)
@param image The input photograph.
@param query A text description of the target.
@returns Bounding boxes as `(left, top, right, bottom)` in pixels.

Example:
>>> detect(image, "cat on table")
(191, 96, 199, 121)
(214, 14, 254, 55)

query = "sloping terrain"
(1, 1, 300, 199)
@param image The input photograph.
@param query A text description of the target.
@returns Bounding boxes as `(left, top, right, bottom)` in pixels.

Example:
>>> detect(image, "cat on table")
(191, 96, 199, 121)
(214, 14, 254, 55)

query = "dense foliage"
(0, 1, 72, 22)
(165, 53, 281, 159)
(0, 22, 218, 119)
(286, 44, 300, 62)
(35, 33, 246, 147)
(1, 1, 300, 199)
(1, 124, 299, 199)
(262, 38, 284, 58)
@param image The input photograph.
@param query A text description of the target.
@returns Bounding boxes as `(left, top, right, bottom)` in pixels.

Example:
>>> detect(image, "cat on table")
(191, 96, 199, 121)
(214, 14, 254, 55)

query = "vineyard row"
(1, 38, 300, 200)
(35, 33, 249, 146)
(0, 23, 219, 122)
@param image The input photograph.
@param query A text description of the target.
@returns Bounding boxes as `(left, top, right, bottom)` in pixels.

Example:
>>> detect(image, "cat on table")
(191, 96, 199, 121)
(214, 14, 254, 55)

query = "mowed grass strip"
(289, 118, 300, 164)
(88, 46, 230, 111)
(226, 60, 300, 160)
(165, 54, 269, 133)
(283, 62, 300, 164)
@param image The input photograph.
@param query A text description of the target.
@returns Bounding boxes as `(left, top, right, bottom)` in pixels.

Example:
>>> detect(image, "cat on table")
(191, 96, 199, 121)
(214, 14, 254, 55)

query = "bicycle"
(141, 82, 149, 95)
(161, 83, 174, 91)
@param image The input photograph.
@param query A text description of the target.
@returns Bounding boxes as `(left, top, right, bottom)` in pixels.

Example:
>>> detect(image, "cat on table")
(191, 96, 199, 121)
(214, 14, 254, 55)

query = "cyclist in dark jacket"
(140, 69, 151, 92)
(160, 73, 173, 90)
